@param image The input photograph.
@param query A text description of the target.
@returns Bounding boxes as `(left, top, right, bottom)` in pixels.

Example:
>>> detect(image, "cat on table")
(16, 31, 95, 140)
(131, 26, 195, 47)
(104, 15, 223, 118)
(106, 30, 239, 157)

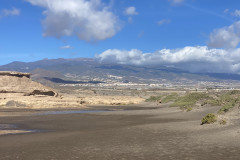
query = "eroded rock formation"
(0, 71, 58, 96)
(25, 90, 58, 97)
(0, 71, 31, 78)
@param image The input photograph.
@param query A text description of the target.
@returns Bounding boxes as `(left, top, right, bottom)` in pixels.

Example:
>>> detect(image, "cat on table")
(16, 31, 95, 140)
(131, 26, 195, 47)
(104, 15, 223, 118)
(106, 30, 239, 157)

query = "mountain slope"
(1, 58, 240, 85)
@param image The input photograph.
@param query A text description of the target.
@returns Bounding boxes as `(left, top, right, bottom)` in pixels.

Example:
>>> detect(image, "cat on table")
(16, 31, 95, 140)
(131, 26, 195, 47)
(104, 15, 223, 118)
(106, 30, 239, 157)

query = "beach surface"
(0, 103, 240, 160)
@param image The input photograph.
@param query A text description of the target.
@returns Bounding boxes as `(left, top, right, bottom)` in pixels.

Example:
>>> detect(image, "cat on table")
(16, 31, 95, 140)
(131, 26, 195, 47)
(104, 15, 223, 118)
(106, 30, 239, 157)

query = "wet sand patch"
(0, 130, 33, 136)
(0, 124, 37, 136)
(35, 110, 112, 115)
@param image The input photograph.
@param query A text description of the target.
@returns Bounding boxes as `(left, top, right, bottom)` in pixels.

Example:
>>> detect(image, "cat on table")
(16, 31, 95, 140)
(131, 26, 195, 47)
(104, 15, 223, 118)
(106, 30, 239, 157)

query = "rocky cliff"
(0, 71, 57, 96)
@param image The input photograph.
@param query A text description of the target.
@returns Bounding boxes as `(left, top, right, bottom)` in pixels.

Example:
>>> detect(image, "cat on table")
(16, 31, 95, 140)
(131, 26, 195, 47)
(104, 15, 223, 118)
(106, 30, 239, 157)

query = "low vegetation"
(145, 95, 164, 102)
(217, 91, 240, 114)
(218, 103, 235, 114)
(219, 119, 227, 125)
(161, 93, 178, 103)
(186, 107, 192, 112)
(171, 92, 210, 109)
(147, 90, 240, 124)
(201, 113, 217, 125)
(145, 93, 178, 103)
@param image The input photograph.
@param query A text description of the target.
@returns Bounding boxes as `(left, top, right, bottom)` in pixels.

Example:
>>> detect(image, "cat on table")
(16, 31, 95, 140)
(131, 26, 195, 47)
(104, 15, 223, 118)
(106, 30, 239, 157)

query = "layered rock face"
(0, 71, 57, 96)
(0, 71, 31, 78)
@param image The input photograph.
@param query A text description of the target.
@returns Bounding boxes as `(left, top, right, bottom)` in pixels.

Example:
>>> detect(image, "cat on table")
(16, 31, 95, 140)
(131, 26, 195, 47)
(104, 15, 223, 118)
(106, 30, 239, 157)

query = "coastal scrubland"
(145, 90, 240, 125)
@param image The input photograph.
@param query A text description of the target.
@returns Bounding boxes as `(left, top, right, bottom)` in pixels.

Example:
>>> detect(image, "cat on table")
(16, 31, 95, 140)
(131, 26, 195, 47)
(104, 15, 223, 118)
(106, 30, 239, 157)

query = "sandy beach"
(0, 103, 240, 160)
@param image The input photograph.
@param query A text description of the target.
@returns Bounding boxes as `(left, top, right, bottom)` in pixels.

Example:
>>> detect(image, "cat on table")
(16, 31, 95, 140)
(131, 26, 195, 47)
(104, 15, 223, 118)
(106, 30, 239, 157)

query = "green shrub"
(228, 90, 240, 95)
(186, 107, 192, 112)
(219, 119, 227, 125)
(218, 91, 240, 104)
(171, 92, 209, 108)
(206, 99, 221, 106)
(218, 103, 235, 114)
(201, 113, 217, 125)
(161, 93, 178, 103)
(204, 91, 240, 114)
(145, 95, 163, 102)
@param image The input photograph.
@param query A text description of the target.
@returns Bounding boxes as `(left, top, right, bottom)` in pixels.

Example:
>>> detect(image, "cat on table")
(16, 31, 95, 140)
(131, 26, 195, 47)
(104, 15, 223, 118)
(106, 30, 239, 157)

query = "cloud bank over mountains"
(97, 47, 240, 74)
(97, 20, 240, 74)
(26, 0, 120, 41)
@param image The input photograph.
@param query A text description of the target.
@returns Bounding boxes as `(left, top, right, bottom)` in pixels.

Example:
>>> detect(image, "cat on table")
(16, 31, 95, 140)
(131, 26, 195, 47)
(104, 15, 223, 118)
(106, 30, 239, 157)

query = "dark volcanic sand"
(0, 104, 240, 160)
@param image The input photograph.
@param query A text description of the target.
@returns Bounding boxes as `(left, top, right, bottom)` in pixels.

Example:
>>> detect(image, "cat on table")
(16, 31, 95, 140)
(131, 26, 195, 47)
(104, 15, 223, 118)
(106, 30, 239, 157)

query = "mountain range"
(1, 58, 240, 87)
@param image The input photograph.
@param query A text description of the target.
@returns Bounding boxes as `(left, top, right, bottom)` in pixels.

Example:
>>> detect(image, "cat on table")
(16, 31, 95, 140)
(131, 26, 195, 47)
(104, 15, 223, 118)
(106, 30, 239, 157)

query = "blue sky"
(1, 0, 240, 73)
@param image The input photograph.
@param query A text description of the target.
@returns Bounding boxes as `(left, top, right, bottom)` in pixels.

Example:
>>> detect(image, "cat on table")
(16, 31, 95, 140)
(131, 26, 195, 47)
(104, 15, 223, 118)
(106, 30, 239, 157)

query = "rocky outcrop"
(25, 90, 58, 97)
(0, 71, 31, 78)
(0, 71, 58, 96)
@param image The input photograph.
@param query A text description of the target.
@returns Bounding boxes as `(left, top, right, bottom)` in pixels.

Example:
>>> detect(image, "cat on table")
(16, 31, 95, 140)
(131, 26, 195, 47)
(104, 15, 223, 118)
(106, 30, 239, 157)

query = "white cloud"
(224, 9, 229, 14)
(60, 45, 72, 49)
(96, 46, 240, 74)
(26, 0, 121, 42)
(208, 21, 240, 49)
(157, 19, 171, 26)
(232, 10, 240, 17)
(169, 0, 185, 5)
(124, 7, 138, 16)
(0, 8, 20, 18)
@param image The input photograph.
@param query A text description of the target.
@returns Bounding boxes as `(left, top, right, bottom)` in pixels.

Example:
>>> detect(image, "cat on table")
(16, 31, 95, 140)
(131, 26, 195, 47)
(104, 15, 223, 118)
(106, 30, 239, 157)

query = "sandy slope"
(0, 75, 144, 108)
(0, 93, 144, 109)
